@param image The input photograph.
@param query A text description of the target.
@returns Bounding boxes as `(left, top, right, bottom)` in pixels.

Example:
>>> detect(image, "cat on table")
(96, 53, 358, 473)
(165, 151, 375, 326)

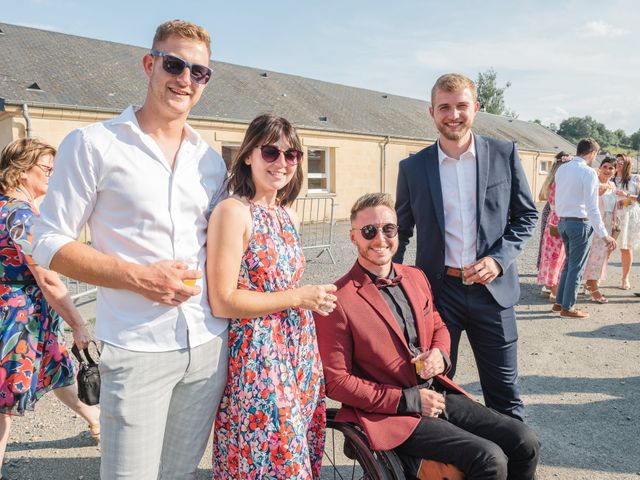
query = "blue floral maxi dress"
(0, 196, 75, 414)
(212, 201, 326, 479)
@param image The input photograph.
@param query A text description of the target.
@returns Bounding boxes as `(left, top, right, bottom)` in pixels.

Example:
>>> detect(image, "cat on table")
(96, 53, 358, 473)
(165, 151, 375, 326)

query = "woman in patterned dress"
(207, 115, 337, 479)
(584, 158, 618, 303)
(537, 157, 569, 300)
(0, 139, 100, 469)
(536, 152, 570, 296)
(613, 154, 640, 290)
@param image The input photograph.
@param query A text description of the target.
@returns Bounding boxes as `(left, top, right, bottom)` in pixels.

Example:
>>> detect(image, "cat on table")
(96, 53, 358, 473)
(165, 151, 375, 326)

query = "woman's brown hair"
(615, 154, 632, 189)
(0, 138, 56, 194)
(538, 151, 568, 201)
(227, 114, 304, 206)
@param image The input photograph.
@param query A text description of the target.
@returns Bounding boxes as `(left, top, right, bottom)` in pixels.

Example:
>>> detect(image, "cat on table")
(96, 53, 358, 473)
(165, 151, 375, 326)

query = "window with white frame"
(307, 148, 331, 193)
(539, 159, 552, 174)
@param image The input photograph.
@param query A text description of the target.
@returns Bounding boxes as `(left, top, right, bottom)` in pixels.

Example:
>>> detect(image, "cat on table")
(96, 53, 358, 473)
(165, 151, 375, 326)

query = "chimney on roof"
(382, 94, 388, 99)
(0, 28, 5, 35)
(27, 82, 43, 92)
(260, 72, 268, 78)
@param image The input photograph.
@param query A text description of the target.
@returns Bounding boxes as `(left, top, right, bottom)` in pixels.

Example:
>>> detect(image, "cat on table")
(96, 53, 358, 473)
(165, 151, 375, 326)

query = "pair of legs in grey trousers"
(99, 333, 228, 479)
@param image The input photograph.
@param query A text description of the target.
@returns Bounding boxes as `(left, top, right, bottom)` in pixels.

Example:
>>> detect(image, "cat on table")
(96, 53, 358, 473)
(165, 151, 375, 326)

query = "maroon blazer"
(314, 262, 472, 451)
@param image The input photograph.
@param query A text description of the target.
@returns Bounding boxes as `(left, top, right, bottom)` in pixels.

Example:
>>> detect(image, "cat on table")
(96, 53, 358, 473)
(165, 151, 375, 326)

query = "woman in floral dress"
(537, 158, 568, 300)
(613, 154, 640, 289)
(584, 158, 618, 303)
(0, 139, 100, 469)
(207, 115, 337, 479)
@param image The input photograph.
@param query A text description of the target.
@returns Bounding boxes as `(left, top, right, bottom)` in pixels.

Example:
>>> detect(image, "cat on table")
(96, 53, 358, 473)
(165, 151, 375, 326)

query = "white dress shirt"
(32, 106, 229, 352)
(554, 156, 607, 238)
(438, 136, 477, 268)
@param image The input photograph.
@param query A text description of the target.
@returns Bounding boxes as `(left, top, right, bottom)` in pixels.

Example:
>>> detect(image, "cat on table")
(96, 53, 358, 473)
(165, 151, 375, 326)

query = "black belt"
(559, 217, 587, 221)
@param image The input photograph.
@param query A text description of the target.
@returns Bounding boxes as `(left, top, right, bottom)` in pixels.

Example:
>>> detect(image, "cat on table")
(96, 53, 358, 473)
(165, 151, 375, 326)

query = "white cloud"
(582, 20, 627, 37)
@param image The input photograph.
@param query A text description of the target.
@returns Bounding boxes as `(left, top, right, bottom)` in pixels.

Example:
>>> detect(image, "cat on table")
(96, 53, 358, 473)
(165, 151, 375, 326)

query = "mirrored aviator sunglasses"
(150, 50, 212, 85)
(356, 223, 398, 240)
(259, 145, 303, 166)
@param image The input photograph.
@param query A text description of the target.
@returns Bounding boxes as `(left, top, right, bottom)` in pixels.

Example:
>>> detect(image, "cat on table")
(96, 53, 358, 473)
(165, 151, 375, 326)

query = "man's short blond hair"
(152, 20, 211, 54)
(431, 73, 477, 105)
(350, 193, 395, 221)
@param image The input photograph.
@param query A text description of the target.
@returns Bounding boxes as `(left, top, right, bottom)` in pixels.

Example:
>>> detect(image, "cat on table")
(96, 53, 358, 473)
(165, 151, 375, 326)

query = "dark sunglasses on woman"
(352, 223, 398, 240)
(150, 50, 212, 85)
(259, 145, 303, 166)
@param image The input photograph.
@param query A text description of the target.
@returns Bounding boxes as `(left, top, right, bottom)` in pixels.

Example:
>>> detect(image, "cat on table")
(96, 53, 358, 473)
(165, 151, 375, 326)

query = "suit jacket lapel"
(350, 263, 411, 353)
(395, 264, 428, 348)
(475, 134, 490, 234)
(424, 144, 445, 239)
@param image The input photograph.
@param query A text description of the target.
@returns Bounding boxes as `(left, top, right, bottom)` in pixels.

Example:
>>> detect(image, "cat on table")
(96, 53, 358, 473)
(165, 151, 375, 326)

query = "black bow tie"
(375, 275, 403, 289)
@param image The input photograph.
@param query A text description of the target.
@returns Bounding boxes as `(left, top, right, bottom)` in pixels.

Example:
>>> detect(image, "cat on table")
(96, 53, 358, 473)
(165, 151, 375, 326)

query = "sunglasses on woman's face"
(258, 145, 303, 166)
(352, 223, 398, 240)
(150, 50, 212, 85)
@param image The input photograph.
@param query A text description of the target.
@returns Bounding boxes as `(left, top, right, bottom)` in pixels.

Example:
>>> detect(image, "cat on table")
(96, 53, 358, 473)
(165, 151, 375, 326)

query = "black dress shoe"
(634, 292, 640, 297)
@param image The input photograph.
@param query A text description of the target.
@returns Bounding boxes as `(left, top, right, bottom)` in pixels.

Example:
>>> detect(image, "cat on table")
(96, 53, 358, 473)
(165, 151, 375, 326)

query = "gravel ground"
(4, 215, 640, 479)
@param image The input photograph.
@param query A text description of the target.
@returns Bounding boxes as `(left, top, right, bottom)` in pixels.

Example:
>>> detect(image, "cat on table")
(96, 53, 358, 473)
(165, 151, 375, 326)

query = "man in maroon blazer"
(315, 193, 539, 480)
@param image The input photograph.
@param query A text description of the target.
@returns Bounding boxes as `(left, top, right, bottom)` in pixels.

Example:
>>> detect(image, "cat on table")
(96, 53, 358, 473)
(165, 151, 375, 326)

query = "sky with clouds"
(4, 0, 639, 134)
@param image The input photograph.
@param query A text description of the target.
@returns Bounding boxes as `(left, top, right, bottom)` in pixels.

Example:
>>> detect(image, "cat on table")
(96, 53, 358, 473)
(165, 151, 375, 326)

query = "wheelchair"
(322, 407, 405, 479)
(322, 408, 464, 480)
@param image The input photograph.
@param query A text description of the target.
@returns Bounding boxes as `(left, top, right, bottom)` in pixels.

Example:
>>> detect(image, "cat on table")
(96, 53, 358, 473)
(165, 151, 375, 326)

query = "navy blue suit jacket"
(393, 134, 538, 308)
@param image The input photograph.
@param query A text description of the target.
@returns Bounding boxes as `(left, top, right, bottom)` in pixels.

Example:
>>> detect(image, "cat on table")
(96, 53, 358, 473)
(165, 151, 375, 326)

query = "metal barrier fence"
(62, 225, 97, 304)
(61, 197, 336, 299)
(294, 196, 336, 264)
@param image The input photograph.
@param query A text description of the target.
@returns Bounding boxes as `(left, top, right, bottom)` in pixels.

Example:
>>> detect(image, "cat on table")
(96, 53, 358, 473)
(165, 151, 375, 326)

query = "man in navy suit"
(393, 73, 538, 420)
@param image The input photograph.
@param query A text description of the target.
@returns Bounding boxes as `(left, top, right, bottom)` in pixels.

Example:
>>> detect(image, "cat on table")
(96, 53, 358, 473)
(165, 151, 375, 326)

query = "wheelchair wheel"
(322, 408, 406, 480)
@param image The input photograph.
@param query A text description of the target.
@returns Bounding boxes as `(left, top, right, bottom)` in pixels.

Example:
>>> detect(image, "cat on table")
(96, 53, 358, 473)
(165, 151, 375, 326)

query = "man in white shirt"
(32, 20, 228, 479)
(394, 73, 538, 421)
(554, 138, 617, 318)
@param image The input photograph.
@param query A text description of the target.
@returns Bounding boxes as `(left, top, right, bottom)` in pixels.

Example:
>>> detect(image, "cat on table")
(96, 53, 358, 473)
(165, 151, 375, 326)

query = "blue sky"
(4, 0, 639, 134)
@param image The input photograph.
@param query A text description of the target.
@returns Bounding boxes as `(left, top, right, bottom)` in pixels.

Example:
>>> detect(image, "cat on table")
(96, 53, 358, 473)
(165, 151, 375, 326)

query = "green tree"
(629, 129, 640, 150)
(556, 116, 612, 146)
(476, 68, 516, 117)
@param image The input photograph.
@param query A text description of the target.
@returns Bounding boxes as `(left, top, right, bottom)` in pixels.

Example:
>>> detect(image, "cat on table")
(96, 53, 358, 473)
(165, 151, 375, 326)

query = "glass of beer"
(412, 347, 427, 375)
(181, 258, 199, 287)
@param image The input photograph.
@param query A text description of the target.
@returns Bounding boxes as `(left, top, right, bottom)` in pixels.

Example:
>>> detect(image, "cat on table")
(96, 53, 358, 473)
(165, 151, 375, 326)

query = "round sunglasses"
(150, 50, 212, 85)
(351, 223, 398, 240)
(258, 145, 303, 166)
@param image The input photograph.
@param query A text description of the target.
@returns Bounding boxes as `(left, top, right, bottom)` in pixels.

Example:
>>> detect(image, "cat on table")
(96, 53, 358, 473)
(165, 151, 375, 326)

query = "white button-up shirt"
(438, 136, 478, 268)
(554, 156, 607, 238)
(32, 106, 229, 352)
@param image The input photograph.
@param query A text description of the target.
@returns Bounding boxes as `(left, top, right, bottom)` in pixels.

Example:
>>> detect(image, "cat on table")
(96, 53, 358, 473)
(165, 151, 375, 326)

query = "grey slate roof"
(0, 22, 575, 153)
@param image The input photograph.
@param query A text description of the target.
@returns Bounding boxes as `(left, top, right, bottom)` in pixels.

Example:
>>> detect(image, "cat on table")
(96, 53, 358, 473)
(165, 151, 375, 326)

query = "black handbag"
(71, 342, 101, 406)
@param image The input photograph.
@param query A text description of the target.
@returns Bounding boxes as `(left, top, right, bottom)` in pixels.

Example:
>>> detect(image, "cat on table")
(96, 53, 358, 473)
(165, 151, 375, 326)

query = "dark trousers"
(395, 393, 539, 480)
(436, 274, 524, 420)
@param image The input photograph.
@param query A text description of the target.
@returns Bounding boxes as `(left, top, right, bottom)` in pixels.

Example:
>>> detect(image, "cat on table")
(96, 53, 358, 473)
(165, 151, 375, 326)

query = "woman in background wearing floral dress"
(584, 158, 618, 303)
(207, 115, 336, 479)
(537, 155, 569, 301)
(0, 139, 100, 475)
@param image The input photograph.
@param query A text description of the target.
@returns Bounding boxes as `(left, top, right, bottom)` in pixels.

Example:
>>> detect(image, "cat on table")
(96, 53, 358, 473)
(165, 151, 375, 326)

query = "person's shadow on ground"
(460, 375, 640, 477)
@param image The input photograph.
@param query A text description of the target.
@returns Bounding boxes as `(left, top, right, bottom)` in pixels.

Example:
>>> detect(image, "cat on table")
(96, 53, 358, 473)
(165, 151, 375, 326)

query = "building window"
(221, 145, 240, 170)
(539, 159, 552, 174)
(307, 148, 331, 193)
